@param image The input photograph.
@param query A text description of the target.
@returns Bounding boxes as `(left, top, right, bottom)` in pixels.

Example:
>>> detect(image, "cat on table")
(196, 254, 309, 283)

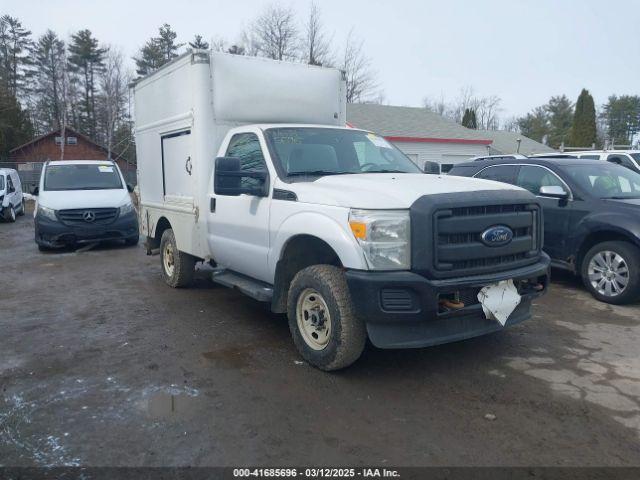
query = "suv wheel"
(287, 265, 366, 371)
(581, 241, 640, 304)
(160, 229, 195, 288)
(4, 205, 16, 223)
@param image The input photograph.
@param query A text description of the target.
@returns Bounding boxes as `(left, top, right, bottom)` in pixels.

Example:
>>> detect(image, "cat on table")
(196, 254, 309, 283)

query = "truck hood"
(283, 173, 524, 209)
(38, 189, 131, 210)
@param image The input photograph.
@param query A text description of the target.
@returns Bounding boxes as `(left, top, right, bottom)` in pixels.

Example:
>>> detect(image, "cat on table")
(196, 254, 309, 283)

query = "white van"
(0, 168, 25, 222)
(134, 50, 549, 370)
(34, 160, 139, 250)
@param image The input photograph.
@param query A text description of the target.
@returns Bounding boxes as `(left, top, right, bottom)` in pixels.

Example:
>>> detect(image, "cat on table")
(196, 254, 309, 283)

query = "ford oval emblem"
(481, 225, 513, 247)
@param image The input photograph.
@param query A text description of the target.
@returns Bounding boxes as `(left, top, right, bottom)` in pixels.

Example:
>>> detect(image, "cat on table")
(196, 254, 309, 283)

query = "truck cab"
(134, 51, 550, 370)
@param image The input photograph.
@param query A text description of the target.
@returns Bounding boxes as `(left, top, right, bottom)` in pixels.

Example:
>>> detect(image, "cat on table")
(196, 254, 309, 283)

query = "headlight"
(120, 202, 135, 215)
(349, 209, 411, 270)
(37, 205, 57, 221)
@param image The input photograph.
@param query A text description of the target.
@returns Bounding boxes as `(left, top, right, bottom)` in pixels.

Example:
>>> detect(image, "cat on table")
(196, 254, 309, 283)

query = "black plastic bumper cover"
(35, 212, 139, 247)
(346, 254, 550, 349)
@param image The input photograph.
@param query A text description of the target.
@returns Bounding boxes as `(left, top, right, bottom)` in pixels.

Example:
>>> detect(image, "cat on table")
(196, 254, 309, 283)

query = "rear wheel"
(581, 241, 640, 304)
(125, 235, 139, 246)
(160, 229, 195, 288)
(287, 265, 366, 371)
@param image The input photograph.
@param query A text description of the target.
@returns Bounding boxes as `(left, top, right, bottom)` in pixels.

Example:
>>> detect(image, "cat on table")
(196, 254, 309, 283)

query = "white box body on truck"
(134, 50, 550, 370)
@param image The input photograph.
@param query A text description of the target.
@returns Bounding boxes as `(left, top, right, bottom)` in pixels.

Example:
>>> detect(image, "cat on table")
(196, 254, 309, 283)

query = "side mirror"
(423, 161, 440, 174)
(126, 184, 134, 193)
(214, 157, 268, 197)
(607, 157, 622, 165)
(32, 186, 39, 196)
(539, 185, 568, 199)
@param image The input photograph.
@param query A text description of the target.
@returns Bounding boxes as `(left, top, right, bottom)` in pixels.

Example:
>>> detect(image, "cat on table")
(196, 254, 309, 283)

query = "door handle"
(185, 156, 192, 175)
(210, 197, 216, 213)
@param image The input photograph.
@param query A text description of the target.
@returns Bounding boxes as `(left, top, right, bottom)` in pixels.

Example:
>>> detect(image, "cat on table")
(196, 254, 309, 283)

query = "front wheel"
(287, 265, 366, 371)
(3, 205, 16, 222)
(160, 229, 195, 288)
(581, 241, 640, 304)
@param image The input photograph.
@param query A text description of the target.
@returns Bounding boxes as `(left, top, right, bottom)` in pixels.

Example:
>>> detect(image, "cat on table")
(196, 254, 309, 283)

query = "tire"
(38, 244, 52, 252)
(3, 205, 16, 223)
(159, 229, 195, 288)
(125, 235, 139, 246)
(287, 265, 366, 371)
(18, 200, 25, 216)
(581, 241, 640, 305)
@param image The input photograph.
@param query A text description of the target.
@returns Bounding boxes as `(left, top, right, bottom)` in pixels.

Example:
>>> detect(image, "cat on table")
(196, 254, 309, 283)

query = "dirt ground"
(1, 208, 639, 467)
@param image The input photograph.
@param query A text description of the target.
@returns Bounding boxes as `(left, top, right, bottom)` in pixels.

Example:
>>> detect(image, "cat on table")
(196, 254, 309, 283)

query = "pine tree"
(189, 35, 209, 50)
(0, 83, 33, 159)
(157, 24, 184, 61)
(546, 95, 574, 148)
(462, 108, 477, 129)
(569, 89, 596, 147)
(0, 15, 33, 99)
(32, 30, 66, 132)
(68, 29, 106, 139)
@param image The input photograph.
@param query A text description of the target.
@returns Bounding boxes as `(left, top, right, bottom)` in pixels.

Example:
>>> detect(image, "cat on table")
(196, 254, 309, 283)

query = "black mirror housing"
(126, 184, 134, 193)
(423, 161, 440, 174)
(32, 186, 39, 196)
(214, 157, 268, 196)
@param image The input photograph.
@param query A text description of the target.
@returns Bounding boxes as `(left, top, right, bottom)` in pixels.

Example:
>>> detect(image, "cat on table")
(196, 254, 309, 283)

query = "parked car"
(449, 158, 640, 304)
(133, 50, 550, 370)
(468, 154, 529, 162)
(34, 160, 138, 251)
(531, 150, 640, 173)
(0, 168, 25, 222)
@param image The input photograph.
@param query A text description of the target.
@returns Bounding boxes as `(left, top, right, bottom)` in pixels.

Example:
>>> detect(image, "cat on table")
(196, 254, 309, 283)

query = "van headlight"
(120, 202, 135, 215)
(349, 209, 411, 270)
(37, 205, 57, 221)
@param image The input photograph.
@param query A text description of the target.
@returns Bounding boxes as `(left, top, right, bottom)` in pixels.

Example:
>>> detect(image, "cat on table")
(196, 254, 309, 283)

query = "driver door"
(206, 131, 272, 282)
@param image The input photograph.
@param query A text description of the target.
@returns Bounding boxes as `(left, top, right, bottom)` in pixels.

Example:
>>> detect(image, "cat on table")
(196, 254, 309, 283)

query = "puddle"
(202, 346, 253, 369)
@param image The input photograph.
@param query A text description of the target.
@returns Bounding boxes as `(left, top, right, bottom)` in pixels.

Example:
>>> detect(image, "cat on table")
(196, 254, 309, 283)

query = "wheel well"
(271, 235, 342, 313)
(148, 216, 172, 250)
(576, 231, 639, 271)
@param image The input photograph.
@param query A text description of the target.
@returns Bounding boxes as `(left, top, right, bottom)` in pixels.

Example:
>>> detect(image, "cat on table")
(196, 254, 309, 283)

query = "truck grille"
(57, 208, 119, 226)
(434, 203, 540, 275)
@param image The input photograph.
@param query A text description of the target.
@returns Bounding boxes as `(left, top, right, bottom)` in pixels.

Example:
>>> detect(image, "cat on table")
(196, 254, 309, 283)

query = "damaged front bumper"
(345, 254, 550, 349)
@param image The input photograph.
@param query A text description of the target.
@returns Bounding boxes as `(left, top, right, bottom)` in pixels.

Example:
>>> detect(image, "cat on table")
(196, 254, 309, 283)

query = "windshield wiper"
(364, 169, 409, 174)
(287, 170, 354, 177)
(602, 195, 640, 200)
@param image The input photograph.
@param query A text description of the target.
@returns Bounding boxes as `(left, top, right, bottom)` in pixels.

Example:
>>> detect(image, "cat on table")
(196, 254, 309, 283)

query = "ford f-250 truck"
(133, 50, 550, 370)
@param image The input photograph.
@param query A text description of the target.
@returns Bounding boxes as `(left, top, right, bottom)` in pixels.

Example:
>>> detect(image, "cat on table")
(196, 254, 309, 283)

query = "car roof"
(452, 157, 600, 170)
(46, 160, 115, 166)
(0, 168, 17, 174)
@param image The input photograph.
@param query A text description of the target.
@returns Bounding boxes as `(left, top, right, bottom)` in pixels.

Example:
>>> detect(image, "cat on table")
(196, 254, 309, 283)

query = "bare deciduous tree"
(341, 31, 377, 103)
(253, 4, 298, 61)
(97, 46, 130, 159)
(423, 86, 503, 130)
(301, 2, 332, 66)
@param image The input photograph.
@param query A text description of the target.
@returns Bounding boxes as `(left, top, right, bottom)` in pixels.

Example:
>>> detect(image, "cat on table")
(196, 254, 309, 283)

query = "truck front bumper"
(35, 212, 139, 248)
(345, 254, 550, 349)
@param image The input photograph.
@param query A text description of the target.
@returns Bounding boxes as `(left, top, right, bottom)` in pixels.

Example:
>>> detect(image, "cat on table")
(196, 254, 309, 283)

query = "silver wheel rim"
(588, 250, 629, 297)
(296, 288, 332, 351)
(163, 241, 175, 277)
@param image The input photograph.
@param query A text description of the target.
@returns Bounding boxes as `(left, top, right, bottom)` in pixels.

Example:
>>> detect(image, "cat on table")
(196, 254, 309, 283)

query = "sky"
(5, 0, 640, 121)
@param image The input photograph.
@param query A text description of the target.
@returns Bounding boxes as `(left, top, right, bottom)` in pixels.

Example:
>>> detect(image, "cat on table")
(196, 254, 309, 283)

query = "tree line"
(425, 86, 640, 150)
(0, 2, 380, 160)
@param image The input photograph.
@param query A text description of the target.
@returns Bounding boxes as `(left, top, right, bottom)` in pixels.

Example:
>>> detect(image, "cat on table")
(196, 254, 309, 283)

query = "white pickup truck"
(133, 50, 550, 370)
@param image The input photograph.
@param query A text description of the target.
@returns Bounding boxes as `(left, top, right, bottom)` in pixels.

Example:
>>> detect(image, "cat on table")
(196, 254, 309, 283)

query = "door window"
(0, 175, 4, 192)
(607, 154, 636, 171)
(516, 165, 566, 196)
(226, 133, 268, 190)
(7, 174, 15, 193)
(475, 165, 518, 184)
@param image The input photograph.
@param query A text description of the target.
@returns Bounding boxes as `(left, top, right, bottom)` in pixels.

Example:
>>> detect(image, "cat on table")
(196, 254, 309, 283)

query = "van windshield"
(264, 128, 421, 177)
(44, 164, 123, 191)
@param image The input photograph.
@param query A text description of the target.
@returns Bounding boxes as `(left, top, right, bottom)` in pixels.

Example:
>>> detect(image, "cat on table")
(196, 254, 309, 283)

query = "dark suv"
(449, 158, 640, 304)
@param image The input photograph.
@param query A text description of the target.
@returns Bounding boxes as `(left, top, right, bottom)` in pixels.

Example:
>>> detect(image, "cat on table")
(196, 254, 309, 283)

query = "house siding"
(389, 140, 487, 168)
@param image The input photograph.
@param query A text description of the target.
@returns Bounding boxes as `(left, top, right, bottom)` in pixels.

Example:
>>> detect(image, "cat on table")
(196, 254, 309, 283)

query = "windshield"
(560, 163, 640, 199)
(0, 175, 4, 192)
(264, 128, 421, 177)
(44, 164, 123, 191)
(631, 153, 640, 164)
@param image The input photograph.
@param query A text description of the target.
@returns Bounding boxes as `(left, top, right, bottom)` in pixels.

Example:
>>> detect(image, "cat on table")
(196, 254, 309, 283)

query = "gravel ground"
(1, 208, 639, 467)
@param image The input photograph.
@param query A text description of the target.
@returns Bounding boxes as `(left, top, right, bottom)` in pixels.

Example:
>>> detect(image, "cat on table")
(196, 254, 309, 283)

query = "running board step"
(211, 269, 273, 302)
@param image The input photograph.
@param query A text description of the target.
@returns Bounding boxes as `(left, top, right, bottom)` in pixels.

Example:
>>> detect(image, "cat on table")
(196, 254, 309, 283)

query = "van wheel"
(287, 265, 366, 371)
(581, 241, 640, 304)
(18, 200, 25, 216)
(160, 229, 195, 288)
(4, 206, 16, 223)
